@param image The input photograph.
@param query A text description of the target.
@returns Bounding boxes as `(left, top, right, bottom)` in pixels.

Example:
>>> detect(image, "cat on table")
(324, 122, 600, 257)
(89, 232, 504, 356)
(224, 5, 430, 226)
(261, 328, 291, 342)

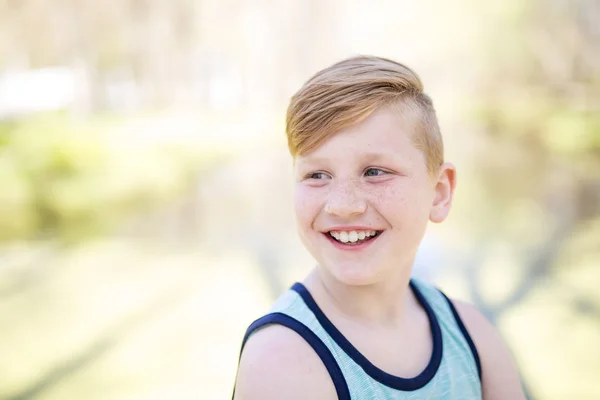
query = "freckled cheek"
(293, 186, 324, 227)
(367, 186, 419, 225)
(376, 197, 411, 224)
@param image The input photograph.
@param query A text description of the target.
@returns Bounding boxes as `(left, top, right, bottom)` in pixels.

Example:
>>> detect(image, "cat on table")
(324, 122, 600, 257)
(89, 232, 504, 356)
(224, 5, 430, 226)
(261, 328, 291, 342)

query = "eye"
(364, 168, 388, 177)
(307, 172, 330, 180)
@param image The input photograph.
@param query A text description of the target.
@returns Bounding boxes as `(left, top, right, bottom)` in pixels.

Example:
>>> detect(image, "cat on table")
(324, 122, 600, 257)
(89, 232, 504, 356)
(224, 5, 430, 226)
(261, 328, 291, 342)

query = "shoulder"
(450, 299, 526, 400)
(233, 323, 338, 400)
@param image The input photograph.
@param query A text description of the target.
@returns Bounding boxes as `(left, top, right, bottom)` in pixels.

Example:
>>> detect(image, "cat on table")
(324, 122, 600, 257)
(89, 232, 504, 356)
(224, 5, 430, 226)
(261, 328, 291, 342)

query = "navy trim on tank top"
(291, 280, 443, 391)
(232, 312, 351, 400)
(439, 291, 482, 380)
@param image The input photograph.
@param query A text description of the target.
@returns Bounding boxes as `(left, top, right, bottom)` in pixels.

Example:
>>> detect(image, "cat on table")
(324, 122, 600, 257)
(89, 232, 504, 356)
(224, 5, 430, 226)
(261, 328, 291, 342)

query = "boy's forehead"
(299, 110, 418, 158)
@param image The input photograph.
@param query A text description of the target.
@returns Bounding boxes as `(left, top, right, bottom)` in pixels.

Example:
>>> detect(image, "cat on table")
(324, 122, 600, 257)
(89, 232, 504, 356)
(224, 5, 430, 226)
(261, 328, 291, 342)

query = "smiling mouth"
(326, 229, 383, 245)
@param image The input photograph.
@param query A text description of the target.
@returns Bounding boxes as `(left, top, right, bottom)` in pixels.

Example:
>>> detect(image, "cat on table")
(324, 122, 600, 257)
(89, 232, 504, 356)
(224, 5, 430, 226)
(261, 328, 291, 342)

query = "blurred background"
(0, 0, 598, 399)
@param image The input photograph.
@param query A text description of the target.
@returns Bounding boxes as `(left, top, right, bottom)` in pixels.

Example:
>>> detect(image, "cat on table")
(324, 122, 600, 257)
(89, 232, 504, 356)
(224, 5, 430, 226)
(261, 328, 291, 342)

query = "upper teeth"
(330, 230, 378, 243)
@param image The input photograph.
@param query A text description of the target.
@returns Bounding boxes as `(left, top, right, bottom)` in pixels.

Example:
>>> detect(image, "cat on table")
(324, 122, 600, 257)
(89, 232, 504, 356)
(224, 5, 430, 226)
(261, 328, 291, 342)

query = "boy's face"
(293, 105, 455, 286)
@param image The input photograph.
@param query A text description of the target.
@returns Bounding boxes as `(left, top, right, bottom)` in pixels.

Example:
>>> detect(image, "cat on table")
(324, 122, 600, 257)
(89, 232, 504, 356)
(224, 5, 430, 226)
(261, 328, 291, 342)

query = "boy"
(232, 56, 525, 399)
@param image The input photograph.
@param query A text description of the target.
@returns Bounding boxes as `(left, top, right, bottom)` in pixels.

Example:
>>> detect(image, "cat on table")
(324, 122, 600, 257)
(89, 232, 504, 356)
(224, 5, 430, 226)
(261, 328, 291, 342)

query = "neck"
(304, 265, 415, 327)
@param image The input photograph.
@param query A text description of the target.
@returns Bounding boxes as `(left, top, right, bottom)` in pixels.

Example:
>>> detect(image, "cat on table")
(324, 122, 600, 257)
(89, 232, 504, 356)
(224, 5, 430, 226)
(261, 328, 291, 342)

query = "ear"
(430, 162, 456, 223)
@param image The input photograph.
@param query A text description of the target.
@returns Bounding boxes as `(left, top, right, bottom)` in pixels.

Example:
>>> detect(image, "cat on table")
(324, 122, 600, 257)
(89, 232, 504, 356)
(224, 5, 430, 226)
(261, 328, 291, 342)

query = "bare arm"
(452, 300, 526, 400)
(233, 325, 337, 400)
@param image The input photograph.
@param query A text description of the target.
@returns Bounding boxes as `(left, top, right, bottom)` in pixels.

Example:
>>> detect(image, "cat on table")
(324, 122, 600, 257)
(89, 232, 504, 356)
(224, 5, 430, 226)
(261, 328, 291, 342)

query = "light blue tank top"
(234, 278, 482, 399)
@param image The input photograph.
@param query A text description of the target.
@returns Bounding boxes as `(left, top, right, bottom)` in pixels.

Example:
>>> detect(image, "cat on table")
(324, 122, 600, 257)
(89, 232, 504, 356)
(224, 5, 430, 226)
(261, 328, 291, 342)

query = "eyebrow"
(300, 152, 396, 165)
(360, 152, 397, 162)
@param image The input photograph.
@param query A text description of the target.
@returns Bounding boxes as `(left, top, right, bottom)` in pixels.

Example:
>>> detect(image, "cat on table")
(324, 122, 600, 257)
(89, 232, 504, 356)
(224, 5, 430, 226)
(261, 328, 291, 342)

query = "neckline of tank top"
(290, 280, 443, 391)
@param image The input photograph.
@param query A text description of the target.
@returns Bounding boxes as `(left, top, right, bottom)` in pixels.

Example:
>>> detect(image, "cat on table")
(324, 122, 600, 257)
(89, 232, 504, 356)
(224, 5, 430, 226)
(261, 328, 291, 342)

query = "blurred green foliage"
(477, 97, 600, 160)
(461, 0, 600, 238)
(474, 0, 600, 165)
(0, 113, 217, 243)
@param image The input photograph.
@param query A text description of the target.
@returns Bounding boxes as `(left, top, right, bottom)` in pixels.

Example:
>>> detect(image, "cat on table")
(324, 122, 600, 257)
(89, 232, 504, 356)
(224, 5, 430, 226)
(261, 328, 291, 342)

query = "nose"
(324, 180, 367, 218)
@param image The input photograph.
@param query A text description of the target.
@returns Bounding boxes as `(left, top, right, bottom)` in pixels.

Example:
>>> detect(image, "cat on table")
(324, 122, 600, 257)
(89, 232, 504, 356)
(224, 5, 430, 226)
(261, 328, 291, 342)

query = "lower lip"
(323, 232, 383, 251)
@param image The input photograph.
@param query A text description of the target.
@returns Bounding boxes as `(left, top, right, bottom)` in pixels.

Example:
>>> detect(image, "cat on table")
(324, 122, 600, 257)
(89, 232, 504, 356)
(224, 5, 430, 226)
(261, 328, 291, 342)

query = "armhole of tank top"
(438, 290, 483, 380)
(232, 312, 351, 400)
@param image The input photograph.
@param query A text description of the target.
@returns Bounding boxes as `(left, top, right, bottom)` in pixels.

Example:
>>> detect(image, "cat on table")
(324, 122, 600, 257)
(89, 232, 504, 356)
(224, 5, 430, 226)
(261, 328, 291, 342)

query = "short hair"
(286, 55, 444, 175)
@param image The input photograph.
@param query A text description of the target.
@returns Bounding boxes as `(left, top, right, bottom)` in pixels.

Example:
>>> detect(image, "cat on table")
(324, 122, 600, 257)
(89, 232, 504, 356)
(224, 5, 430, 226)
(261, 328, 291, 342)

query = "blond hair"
(286, 55, 444, 175)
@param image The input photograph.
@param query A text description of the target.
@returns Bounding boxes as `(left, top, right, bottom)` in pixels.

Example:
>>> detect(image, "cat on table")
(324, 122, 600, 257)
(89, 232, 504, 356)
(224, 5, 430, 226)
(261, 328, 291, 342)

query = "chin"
(322, 260, 384, 287)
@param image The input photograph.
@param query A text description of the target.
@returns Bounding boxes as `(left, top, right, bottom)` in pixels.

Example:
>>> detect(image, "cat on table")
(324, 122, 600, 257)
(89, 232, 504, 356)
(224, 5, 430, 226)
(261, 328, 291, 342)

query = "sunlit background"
(0, 1, 599, 399)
